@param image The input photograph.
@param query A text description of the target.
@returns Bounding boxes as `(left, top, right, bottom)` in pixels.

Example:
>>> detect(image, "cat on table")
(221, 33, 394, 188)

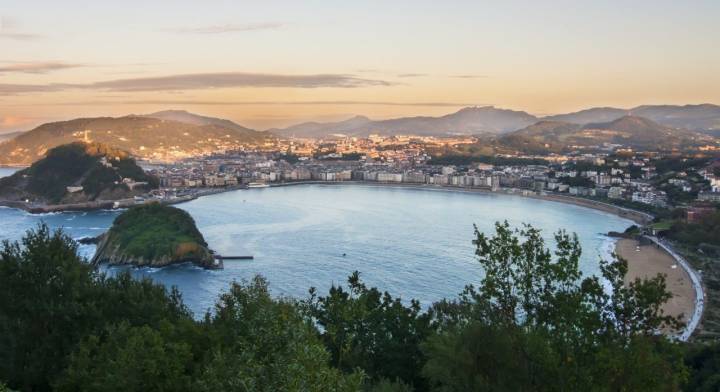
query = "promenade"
(646, 236, 705, 341)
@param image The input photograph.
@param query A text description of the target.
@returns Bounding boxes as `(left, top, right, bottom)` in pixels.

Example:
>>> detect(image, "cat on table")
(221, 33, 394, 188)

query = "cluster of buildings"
(140, 133, 720, 212)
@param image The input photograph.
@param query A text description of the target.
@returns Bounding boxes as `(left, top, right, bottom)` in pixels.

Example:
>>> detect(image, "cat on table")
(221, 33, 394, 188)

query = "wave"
(596, 234, 618, 295)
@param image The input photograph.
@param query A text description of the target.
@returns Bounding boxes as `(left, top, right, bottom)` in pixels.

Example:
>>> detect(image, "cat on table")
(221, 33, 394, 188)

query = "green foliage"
(370, 378, 414, 392)
(56, 323, 195, 392)
(1, 220, 714, 391)
(423, 222, 687, 391)
(558, 175, 595, 187)
(194, 276, 363, 391)
(0, 225, 99, 390)
(81, 163, 125, 198)
(652, 158, 710, 175)
(106, 204, 208, 260)
(0, 224, 362, 391)
(306, 271, 433, 388)
(0, 224, 192, 391)
(25, 143, 99, 202)
(668, 210, 720, 247)
(422, 322, 554, 391)
(113, 157, 159, 188)
(0, 382, 16, 392)
(685, 343, 720, 391)
(659, 183, 697, 205)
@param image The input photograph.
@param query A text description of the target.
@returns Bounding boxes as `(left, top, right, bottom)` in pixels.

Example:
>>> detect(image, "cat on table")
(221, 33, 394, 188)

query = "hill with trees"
(91, 204, 217, 269)
(0, 142, 157, 204)
(0, 114, 271, 165)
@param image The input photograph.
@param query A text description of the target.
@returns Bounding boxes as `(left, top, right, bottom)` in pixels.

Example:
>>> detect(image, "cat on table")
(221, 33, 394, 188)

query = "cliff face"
(91, 233, 218, 269)
(90, 204, 221, 269)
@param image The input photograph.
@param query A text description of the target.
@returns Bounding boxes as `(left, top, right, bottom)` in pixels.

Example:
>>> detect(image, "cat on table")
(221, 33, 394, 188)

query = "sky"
(1, 0, 719, 132)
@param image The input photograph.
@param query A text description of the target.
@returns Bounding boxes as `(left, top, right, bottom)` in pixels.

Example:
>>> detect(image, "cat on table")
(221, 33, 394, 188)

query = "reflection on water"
(0, 184, 632, 316)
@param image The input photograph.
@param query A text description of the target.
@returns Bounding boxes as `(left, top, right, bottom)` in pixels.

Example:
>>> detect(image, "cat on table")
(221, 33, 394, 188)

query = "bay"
(0, 184, 632, 316)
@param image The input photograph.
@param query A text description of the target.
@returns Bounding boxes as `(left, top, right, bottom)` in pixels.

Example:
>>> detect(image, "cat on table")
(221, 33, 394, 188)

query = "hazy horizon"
(2, 0, 719, 132)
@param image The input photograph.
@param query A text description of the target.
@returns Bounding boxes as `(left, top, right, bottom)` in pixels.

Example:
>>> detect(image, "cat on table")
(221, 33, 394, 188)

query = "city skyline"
(2, 0, 720, 132)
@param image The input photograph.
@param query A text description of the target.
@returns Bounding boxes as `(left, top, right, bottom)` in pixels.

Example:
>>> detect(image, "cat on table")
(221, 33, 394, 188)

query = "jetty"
(213, 254, 254, 260)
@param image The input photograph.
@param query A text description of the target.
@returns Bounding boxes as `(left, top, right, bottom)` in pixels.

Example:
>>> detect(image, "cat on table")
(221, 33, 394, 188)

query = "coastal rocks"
(91, 233, 218, 269)
(77, 236, 101, 245)
(90, 203, 221, 270)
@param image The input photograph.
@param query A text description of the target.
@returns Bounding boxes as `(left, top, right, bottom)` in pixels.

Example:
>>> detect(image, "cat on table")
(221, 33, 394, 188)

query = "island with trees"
(91, 203, 219, 269)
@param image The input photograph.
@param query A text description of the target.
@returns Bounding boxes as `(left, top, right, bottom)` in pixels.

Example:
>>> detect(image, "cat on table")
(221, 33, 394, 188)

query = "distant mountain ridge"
(270, 106, 538, 138)
(1, 104, 718, 164)
(144, 110, 256, 133)
(266, 115, 373, 138)
(497, 115, 710, 153)
(0, 131, 25, 144)
(544, 104, 720, 132)
(269, 103, 720, 138)
(543, 107, 629, 125)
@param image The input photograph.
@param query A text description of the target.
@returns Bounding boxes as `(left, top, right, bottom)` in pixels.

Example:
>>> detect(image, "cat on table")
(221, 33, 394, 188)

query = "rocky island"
(0, 142, 158, 212)
(91, 203, 221, 269)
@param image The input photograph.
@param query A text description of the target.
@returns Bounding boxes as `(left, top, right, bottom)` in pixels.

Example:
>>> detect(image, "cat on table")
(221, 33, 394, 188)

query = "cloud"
(47, 99, 482, 107)
(0, 16, 42, 40)
(0, 115, 33, 127)
(0, 83, 67, 95)
(451, 74, 488, 79)
(89, 72, 392, 91)
(0, 32, 42, 40)
(397, 73, 428, 78)
(0, 62, 83, 74)
(0, 72, 392, 95)
(166, 22, 283, 34)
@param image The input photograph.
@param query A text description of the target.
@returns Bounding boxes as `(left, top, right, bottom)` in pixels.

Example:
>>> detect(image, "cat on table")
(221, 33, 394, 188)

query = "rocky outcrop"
(91, 232, 219, 269)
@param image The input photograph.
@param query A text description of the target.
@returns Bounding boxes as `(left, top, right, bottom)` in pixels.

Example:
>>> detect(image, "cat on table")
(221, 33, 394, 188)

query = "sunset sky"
(1, 0, 719, 132)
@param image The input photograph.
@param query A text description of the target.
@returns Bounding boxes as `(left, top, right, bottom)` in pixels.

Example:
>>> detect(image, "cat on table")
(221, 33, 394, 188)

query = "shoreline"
(267, 181, 652, 225)
(0, 180, 653, 224)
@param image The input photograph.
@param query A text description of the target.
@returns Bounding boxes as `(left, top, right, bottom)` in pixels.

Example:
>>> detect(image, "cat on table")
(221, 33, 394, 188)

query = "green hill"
(0, 142, 157, 204)
(91, 203, 218, 269)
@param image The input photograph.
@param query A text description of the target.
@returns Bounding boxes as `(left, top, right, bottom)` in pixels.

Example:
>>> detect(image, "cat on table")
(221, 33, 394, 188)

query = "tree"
(306, 271, 433, 389)
(55, 323, 195, 392)
(685, 343, 720, 392)
(0, 224, 196, 391)
(0, 225, 100, 391)
(423, 221, 687, 391)
(194, 276, 363, 392)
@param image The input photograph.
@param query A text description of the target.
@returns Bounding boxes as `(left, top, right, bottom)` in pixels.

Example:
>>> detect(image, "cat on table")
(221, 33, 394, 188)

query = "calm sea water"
(0, 167, 19, 178)
(0, 182, 632, 316)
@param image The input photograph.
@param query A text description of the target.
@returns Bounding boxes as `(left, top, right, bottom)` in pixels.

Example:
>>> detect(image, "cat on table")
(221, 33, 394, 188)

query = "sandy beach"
(616, 238, 695, 323)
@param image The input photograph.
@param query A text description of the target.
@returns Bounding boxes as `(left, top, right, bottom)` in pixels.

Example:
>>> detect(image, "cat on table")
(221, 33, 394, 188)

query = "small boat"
(247, 182, 270, 188)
